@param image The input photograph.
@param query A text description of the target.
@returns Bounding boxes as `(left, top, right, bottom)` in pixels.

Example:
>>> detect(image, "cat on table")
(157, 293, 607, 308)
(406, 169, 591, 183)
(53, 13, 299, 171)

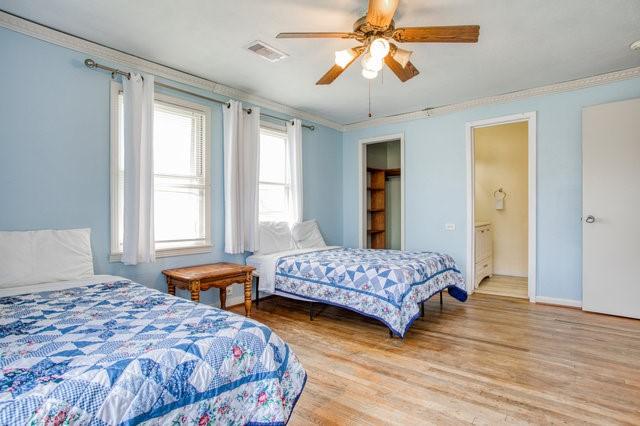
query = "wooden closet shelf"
(367, 168, 388, 249)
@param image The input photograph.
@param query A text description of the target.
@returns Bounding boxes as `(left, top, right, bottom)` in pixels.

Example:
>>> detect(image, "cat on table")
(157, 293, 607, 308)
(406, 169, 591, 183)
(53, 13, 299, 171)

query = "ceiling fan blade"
(316, 49, 363, 85)
(384, 54, 420, 82)
(392, 25, 480, 43)
(366, 0, 400, 29)
(276, 32, 357, 39)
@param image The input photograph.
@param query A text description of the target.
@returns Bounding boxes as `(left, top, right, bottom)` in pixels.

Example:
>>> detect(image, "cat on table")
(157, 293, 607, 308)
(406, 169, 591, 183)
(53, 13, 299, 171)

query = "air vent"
(246, 41, 288, 62)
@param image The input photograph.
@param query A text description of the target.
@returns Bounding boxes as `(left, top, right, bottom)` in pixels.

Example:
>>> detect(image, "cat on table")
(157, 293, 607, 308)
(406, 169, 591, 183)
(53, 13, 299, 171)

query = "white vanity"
(475, 222, 493, 288)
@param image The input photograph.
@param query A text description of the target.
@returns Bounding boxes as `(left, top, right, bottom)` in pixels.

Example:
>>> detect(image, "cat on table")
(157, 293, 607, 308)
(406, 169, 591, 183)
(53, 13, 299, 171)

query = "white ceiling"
(2, 0, 640, 125)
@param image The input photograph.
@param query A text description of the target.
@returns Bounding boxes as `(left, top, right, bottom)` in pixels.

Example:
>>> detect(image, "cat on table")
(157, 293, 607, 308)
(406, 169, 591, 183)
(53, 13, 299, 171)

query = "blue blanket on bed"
(0, 281, 306, 425)
(275, 248, 467, 337)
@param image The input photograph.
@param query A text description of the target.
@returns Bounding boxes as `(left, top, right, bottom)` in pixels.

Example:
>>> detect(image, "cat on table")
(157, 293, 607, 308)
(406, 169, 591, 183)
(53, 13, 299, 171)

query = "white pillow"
(256, 222, 295, 255)
(292, 220, 326, 249)
(0, 228, 94, 288)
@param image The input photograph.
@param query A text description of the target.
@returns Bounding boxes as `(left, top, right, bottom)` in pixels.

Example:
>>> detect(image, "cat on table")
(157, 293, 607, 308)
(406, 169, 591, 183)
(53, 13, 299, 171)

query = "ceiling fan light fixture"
(362, 53, 383, 72)
(335, 49, 355, 68)
(283, 0, 479, 86)
(392, 47, 413, 68)
(361, 68, 378, 79)
(369, 38, 390, 58)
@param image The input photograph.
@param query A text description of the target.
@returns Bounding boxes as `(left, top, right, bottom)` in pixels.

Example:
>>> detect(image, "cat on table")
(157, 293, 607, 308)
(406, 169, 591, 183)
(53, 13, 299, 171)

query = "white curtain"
(223, 100, 260, 254)
(287, 118, 303, 224)
(242, 106, 260, 252)
(121, 72, 155, 265)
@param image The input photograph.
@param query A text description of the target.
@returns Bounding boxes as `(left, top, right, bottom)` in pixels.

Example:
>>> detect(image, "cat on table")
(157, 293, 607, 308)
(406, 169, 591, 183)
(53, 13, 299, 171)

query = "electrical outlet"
(445, 223, 456, 231)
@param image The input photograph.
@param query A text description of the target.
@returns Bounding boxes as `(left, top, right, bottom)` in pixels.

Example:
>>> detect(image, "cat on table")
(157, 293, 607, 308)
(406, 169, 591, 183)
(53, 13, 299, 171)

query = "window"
(110, 82, 211, 259)
(259, 126, 290, 222)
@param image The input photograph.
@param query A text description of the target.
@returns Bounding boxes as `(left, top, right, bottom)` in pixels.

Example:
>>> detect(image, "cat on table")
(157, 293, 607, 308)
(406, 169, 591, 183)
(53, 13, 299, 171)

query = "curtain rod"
(84, 59, 315, 131)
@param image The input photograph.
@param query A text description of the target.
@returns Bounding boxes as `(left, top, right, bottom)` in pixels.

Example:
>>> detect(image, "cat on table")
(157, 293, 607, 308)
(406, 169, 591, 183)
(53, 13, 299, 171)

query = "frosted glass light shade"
(369, 38, 390, 59)
(334, 49, 355, 68)
(362, 53, 383, 72)
(392, 47, 413, 68)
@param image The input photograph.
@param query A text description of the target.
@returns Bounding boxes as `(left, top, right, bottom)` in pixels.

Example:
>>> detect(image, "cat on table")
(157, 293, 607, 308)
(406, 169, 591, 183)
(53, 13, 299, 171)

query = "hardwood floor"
(232, 293, 640, 425)
(476, 275, 528, 299)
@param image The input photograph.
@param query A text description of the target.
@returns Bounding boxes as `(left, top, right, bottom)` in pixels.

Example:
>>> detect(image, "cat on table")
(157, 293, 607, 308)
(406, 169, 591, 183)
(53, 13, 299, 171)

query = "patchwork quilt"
(275, 248, 467, 337)
(0, 281, 306, 425)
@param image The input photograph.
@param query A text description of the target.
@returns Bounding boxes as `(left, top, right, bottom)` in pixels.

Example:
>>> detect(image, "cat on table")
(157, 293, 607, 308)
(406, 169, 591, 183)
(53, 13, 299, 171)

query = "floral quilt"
(275, 248, 467, 337)
(0, 280, 306, 425)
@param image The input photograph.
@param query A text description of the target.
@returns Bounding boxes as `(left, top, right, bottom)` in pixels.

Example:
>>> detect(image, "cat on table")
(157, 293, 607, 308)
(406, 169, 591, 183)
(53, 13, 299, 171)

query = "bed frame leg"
(389, 329, 393, 338)
(420, 301, 425, 318)
(440, 291, 443, 307)
(309, 302, 314, 321)
(254, 276, 260, 310)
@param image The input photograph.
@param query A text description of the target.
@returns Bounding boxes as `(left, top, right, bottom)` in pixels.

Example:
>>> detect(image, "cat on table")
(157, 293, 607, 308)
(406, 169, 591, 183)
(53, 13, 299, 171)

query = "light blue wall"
(4, 25, 640, 305)
(0, 27, 342, 305)
(342, 77, 640, 302)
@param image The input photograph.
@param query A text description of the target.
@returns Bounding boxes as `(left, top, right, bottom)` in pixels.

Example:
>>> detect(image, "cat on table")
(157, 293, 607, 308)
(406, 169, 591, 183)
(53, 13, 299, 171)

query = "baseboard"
(225, 293, 274, 309)
(534, 296, 582, 309)
(226, 295, 246, 308)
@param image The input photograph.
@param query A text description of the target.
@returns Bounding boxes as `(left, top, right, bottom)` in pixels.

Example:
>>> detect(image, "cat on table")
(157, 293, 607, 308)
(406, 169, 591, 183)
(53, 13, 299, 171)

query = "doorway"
(466, 113, 537, 300)
(358, 134, 404, 250)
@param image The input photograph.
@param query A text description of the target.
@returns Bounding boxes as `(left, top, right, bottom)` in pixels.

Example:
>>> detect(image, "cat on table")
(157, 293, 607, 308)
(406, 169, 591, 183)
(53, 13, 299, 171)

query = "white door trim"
(465, 112, 537, 301)
(358, 133, 405, 250)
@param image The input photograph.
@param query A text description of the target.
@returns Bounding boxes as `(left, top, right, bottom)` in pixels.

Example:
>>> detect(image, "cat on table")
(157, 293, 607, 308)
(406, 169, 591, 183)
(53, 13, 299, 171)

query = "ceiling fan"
(276, 0, 480, 84)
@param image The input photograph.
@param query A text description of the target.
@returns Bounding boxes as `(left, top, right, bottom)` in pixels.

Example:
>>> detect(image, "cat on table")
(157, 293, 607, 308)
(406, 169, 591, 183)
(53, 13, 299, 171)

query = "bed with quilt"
(248, 221, 468, 338)
(0, 277, 306, 425)
(0, 229, 306, 425)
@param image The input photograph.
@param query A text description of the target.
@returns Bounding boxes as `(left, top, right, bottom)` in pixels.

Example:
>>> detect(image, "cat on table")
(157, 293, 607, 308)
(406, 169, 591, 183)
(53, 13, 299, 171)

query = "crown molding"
(0, 10, 344, 131)
(343, 66, 640, 131)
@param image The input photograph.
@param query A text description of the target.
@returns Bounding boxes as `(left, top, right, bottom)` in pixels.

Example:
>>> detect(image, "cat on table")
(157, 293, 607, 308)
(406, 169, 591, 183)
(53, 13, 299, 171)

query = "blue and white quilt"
(0, 280, 306, 425)
(275, 248, 467, 337)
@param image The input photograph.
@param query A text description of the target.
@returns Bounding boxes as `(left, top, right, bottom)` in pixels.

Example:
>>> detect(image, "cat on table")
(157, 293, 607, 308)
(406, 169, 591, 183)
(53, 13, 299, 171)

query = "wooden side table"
(162, 263, 255, 316)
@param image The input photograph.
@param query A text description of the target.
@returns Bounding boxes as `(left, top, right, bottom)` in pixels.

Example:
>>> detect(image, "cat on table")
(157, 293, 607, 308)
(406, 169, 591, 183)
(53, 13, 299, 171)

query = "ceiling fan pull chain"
(368, 80, 372, 118)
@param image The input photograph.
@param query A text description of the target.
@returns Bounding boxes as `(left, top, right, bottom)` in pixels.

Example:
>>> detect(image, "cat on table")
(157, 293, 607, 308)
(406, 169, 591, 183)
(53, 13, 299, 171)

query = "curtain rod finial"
(84, 58, 96, 69)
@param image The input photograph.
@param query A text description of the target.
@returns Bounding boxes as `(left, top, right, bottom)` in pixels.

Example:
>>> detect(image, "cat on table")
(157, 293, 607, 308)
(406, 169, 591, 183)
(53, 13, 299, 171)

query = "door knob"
(585, 215, 595, 224)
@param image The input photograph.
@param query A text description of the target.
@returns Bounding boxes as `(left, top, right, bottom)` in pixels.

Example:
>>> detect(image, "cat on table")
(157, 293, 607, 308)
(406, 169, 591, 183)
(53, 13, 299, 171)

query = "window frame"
(258, 122, 291, 223)
(109, 81, 212, 261)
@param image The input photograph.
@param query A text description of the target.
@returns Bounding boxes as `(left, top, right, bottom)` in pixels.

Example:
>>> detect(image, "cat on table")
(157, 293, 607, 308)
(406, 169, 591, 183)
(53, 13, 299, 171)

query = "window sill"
(109, 245, 213, 263)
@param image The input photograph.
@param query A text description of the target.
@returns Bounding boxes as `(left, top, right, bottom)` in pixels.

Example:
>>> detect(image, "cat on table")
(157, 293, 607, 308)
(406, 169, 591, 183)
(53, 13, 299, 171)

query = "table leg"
(219, 287, 227, 310)
(190, 280, 200, 303)
(244, 272, 252, 317)
(167, 277, 175, 296)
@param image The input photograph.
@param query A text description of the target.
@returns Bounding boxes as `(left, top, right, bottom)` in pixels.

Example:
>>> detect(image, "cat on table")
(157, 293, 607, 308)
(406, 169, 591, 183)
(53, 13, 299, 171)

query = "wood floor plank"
(476, 275, 529, 299)
(232, 293, 640, 424)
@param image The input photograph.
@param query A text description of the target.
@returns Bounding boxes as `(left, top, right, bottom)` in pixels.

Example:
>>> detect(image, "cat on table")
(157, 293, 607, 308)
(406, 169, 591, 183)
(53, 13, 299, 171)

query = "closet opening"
(358, 135, 404, 250)
(466, 113, 536, 300)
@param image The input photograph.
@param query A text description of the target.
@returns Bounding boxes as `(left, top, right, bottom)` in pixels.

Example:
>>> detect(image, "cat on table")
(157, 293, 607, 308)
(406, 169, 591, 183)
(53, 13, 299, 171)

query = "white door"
(582, 98, 640, 319)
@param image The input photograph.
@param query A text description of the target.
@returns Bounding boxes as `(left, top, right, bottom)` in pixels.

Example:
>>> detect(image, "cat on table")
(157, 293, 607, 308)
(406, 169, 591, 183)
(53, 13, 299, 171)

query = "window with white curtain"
(259, 126, 290, 222)
(110, 83, 211, 259)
